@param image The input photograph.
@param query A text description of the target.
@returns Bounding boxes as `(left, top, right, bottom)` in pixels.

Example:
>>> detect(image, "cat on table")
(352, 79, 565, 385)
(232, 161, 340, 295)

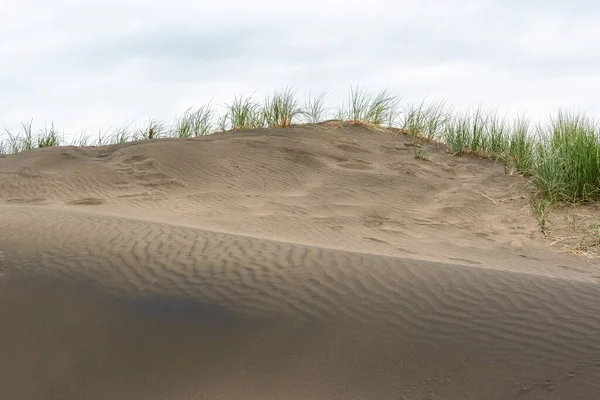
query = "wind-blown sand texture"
(1, 123, 599, 399)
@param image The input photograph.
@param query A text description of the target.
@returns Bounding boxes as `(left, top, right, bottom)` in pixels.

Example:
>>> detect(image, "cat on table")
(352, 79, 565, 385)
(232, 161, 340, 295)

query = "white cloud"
(1, 0, 600, 139)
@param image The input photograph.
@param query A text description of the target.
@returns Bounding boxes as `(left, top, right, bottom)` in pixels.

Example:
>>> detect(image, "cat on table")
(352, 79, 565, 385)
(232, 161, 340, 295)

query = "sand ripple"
(1, 206, 599, 399)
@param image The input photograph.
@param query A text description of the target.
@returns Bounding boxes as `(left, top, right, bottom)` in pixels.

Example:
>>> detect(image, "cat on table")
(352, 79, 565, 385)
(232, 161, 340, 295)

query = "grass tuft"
(304, 90, 331, 123)
(486, 112, 510, 160)
(137, 118, 167, 140)
(223, 94, 265, 131)
(506, 115, 534, 175)
(2, 119, 62, 153)
(443, 109, 474, 156)
(532, 110, 600, 204)
(37, 122, 61, 148)
(341, 86, 401, 126)
(263, 87, 305, 128)
(111, 124, 133, 144)
(4, 119, 35, 153)
(401, 98, 450, 141)
(173, 104, 215, 138)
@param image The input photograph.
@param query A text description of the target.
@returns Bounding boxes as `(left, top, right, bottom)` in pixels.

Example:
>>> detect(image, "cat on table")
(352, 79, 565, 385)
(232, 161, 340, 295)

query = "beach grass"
(1, 86, 599, 209)
(338, 86, 401, 126)
(223, 94, 265, 131)
(533, 111, 600, 204)
(304, 90, 331, 124)
(173, 104, 215, 138)
(263, 87, 305, 128)
(401, 98, 451, 141)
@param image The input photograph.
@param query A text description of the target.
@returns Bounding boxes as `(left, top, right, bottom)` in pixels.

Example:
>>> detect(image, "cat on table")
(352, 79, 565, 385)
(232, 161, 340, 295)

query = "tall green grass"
(441, 107, 536, 175)
(507, 115, 535, 175)
(486, 112, 510, 158)
(111, 124, 133, 144)
(401, 98, 451, 140)
(443, 107, 483, 156)
(1, 86, 599, 205)
(304, 91, 330, 123)
(1, 119, 61, 153)
(136, 118, 167, 140)
(533, 111, 600, 203)
(173, 105, 215, 138)
(339, 86, 401, 126)
(223, 94, 265, 130)
(263, 87, 305, 128)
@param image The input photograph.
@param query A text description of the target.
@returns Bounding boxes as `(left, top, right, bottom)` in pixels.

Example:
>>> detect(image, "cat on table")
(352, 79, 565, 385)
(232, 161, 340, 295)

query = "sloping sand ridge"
(1, 123, 599, 399)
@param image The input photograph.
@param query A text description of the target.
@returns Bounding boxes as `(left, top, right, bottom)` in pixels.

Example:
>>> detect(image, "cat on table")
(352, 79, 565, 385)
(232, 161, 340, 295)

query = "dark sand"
(1, 124, 599, 399)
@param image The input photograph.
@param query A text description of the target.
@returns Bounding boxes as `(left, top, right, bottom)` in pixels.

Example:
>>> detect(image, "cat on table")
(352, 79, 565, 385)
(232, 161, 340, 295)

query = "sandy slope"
(1, 123, 599, 399)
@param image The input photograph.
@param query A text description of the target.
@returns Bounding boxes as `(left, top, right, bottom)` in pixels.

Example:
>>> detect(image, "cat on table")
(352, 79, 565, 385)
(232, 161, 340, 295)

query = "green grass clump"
(111, 124, 133, 144)
(263, 87, 305, 128)
(304, 91, 331, 123)
(401, 98, 450, 141)
(3, 120, 36, 153)
(486, 112, 510, 159)
(70, 124, 136, 146)
(36, 122, 61, 148)
(223, 94, 265, 131)
(173, 105, 215, 138)
(506, 115, 535, 175)
(339, 86, 401, 126)
(443, 106, 499, 157)
(443, 108, 481, 156)
(441, 107, 536, 175)
(2, 119, 62, 154)
(136, 118, 167, 140)
(532, 110, 600, 204)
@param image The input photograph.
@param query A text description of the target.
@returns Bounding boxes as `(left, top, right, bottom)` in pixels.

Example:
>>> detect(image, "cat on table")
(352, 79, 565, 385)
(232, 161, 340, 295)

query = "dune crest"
(0, 125, 595, 274)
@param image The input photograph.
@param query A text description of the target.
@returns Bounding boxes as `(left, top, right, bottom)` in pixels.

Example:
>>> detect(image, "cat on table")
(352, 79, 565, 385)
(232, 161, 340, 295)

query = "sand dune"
(1, 124, 599, 399)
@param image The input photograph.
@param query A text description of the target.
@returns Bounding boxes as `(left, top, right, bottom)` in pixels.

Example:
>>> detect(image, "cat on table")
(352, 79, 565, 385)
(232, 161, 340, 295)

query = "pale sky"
(2, 0, 600, 140)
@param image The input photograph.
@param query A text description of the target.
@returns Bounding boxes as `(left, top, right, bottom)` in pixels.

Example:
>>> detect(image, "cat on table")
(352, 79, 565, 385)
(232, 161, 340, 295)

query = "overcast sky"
(2, 0, 600, 139)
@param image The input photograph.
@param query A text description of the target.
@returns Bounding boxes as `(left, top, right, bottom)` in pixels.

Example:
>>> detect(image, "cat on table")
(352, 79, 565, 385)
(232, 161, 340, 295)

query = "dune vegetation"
(2, 86, 600, 211)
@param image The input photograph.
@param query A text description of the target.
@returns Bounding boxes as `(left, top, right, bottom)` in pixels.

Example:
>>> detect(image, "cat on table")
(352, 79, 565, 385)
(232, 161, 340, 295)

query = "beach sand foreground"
(1, 124, 599, 399)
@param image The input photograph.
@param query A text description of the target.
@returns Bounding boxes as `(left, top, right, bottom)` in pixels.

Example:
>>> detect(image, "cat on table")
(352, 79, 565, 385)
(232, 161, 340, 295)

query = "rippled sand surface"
(1, 124, 599, 399)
